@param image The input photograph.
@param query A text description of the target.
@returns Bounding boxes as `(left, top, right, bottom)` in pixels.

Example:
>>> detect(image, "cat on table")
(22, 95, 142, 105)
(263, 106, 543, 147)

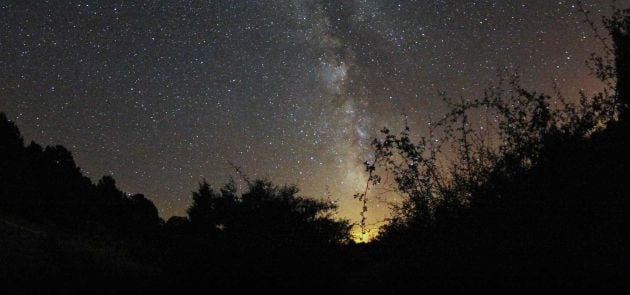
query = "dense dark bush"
(362, 6, 630, 288)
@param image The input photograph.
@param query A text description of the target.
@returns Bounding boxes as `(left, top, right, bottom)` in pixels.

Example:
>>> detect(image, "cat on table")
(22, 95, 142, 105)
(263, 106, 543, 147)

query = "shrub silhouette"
(363, 6, 630, 288)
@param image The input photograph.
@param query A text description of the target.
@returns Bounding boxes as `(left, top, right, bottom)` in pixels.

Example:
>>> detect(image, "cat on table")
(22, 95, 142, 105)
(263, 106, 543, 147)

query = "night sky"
(1, 0, 627, 230)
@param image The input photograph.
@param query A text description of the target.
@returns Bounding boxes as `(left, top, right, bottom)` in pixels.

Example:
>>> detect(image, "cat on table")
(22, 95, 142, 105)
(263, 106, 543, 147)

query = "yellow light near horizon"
(350, 226, 377, 243)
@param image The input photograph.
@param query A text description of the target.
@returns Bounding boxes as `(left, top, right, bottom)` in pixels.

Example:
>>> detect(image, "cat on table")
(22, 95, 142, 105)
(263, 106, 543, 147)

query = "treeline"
(0, 111, 354, 290)
(0, 114, 162, 235)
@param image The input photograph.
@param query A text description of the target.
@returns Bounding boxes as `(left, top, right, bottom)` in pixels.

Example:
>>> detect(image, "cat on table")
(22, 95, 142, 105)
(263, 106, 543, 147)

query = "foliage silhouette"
(164, 178, 352, 289)
(0, 113, 354, 289)
(0, 115, 162, 235)
(1, 4, 630, 291)
(361, 5, 630, 288)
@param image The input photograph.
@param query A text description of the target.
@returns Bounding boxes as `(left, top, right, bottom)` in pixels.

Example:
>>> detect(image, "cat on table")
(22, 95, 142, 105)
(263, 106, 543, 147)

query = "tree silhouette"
(158, 178, 353, 288)
(0, 113, 25, 213)
(0, 113, 162, 234)
(185, 178, 350, 246)
(187, 181, 221, 230)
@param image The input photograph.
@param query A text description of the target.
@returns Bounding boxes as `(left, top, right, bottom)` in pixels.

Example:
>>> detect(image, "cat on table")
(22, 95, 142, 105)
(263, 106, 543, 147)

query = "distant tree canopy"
(186, 179, 351, 247)
(0, 114, 162, 235)
(0, 111, 351, 249)
(160, 178, 352, 288)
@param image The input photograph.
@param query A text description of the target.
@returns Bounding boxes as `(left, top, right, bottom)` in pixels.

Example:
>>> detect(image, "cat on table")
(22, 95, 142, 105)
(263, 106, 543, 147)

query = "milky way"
(1, 1, 628, 230)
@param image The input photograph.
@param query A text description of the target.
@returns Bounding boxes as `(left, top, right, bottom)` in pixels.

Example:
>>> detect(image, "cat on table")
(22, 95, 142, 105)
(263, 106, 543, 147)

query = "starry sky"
(1, 0, 628, 230)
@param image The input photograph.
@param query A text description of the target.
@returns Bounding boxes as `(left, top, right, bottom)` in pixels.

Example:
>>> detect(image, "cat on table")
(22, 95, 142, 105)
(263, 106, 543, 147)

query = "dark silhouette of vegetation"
(0, 112, 353, 290)
(0, 116, 162, 236)
(360, 6, 630, 288)
(165, 178, 352, 289)
(1, 4, 630, 291)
